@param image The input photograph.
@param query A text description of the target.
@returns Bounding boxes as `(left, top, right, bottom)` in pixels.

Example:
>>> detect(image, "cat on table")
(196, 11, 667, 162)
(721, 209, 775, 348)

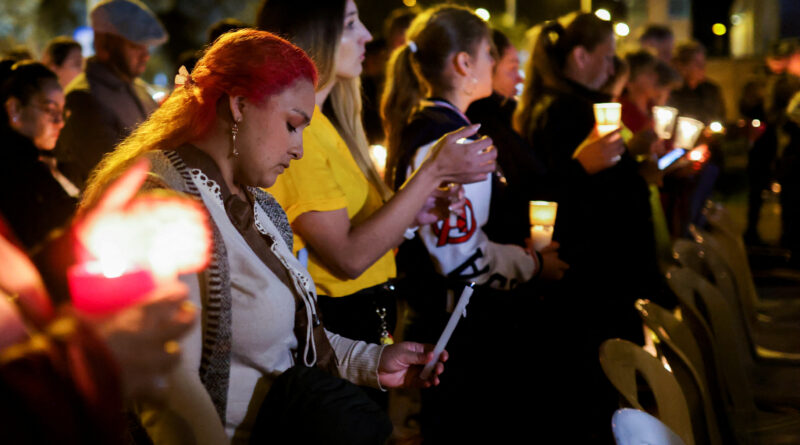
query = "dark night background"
(2, 0, 800, 82)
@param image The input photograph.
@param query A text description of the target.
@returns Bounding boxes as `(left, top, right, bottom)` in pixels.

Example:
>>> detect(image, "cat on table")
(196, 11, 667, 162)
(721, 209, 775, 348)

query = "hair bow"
(174, 65, 192, 87)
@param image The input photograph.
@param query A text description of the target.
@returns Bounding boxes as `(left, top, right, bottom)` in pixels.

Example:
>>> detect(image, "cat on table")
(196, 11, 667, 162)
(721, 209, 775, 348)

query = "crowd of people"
(1, 0, 793, 443)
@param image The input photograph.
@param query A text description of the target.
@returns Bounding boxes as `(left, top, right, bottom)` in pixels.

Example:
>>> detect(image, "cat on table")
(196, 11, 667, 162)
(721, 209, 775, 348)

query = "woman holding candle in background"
(514, 12, 665, 442)
(255, 0, 495, 411)
(381, 6, 568, 443)
(465, 28, 551, 248)
(82, 29, 450, 443)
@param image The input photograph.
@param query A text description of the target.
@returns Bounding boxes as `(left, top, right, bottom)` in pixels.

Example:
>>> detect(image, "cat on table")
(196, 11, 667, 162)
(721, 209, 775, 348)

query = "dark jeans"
(317, 282, 398, 345)
(317, 282, 399, 410)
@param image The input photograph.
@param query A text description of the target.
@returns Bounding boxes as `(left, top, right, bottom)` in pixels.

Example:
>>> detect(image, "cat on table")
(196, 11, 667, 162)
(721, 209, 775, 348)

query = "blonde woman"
(256, 0, 495, 357)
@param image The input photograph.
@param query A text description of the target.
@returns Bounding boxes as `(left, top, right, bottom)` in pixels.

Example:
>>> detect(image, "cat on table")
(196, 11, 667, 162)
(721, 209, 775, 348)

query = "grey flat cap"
(90, 0, 168, 47)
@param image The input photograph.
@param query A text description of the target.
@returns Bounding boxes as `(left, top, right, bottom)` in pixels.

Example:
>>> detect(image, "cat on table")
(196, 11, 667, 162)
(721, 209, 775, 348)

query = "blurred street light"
(595, 8, 611, 21)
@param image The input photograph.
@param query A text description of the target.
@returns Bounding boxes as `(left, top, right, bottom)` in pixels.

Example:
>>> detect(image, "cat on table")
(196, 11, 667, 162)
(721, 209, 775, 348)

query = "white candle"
(674, 117, 705, 149)
(652, 106, 678, 140)
(530, 225, 554, 252)
(593, 103, 622, 136)
(420, 283, 475, 380)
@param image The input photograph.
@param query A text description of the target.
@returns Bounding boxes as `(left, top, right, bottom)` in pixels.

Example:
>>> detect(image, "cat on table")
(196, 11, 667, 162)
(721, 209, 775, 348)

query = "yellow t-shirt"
(267, 106, 396, 297)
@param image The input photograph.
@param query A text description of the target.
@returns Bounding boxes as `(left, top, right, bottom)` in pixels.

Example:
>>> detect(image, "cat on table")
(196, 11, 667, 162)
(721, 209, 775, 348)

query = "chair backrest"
(612, 408, 687, 445)
(665, 266, 759, 434)
(635, 299, 727, 445)
(672, 237, 758, 352)
(599, 338, 695, 445)
(702, 201, 740, 241)
(689, 224, 760, 327)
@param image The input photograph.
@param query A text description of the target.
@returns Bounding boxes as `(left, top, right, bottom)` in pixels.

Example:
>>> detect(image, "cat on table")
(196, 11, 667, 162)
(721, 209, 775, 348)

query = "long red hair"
(82, 29, 317, 209)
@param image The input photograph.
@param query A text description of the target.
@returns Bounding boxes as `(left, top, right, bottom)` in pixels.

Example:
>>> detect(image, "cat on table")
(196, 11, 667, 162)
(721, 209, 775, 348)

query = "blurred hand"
(639, 158, 665, 187)
(82, 280, 196, 401)
(378, 341, 448, 389)
(414, 184, 465, 226)
(575, 128, 625, 175)
(0, 232, 54, 330)
(423, 124, 497, 184)
(525, 241, 569, 281)
(627, 128, 665, 159)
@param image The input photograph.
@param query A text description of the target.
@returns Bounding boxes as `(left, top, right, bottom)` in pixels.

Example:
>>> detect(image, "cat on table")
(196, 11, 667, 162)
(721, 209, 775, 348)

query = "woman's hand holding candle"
(414, 184, 465, 226)
(531, 241, 569, 281)
(378, 341, 448, 389)
(420, 124, 497, 185)
(574, 128, 625, 175)
(82, 279, 196, 401)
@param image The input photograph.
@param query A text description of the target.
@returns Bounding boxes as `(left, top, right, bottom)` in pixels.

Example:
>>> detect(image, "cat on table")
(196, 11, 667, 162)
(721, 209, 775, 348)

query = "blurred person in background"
(55, 0, 168, 190)
(176, 18, 250, 81)
(361, 7, 418, 145)
(2, 46, 34, 62)
(745, 40, 800, 244)
(467, 28, 547, 246)
(41, 36, 84, 89)
(515, 12, 663, 442)
(653, 58, 681, 105)
(0, 61, 77, 250)
(600, 55, 630, 101)
(639, 24, 674, 65)
(669, 41, 725, 124)
(619, 50, 659, 133)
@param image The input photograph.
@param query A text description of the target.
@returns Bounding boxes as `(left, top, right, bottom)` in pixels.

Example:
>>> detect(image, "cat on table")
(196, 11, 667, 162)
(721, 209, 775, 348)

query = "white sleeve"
(134, 273, 231, 445)
(326, 330, 384, 390)
(410, 142, 538, 290)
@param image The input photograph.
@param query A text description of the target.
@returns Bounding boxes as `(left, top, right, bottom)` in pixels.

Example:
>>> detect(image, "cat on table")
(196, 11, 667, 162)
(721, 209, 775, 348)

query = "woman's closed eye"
(286, 122, 297, 133)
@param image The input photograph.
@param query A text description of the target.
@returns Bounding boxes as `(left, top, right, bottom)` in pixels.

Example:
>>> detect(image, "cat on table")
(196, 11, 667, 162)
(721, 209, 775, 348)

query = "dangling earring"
(230, 120, 240, 158)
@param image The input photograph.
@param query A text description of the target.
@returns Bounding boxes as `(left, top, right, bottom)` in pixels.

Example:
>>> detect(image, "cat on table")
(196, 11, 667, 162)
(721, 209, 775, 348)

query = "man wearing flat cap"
(55, 0, 167, 189)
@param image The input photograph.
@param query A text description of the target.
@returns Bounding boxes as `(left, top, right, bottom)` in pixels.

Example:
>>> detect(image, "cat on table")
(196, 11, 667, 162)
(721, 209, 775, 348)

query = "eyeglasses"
(30, 101, 68, 123)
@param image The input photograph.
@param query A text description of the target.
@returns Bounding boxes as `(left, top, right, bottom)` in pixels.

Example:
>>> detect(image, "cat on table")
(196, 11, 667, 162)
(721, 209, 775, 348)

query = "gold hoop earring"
(230, 121, 240, 158)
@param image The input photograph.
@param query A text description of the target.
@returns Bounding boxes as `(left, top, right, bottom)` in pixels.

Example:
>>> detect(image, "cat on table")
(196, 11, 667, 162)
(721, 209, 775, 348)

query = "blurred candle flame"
(370, 144, 388, 179)
(81, 193, 212, 281)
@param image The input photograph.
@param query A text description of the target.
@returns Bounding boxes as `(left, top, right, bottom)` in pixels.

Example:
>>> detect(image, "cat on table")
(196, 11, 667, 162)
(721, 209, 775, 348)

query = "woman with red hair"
(83, 29, 449, 443)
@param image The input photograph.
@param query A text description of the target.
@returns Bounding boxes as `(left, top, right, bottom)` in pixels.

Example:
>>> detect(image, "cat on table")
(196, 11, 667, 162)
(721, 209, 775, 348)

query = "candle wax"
(597, 124, 619, 136)
(68, 263, 156, 315)
(530, 225, 554, 252)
